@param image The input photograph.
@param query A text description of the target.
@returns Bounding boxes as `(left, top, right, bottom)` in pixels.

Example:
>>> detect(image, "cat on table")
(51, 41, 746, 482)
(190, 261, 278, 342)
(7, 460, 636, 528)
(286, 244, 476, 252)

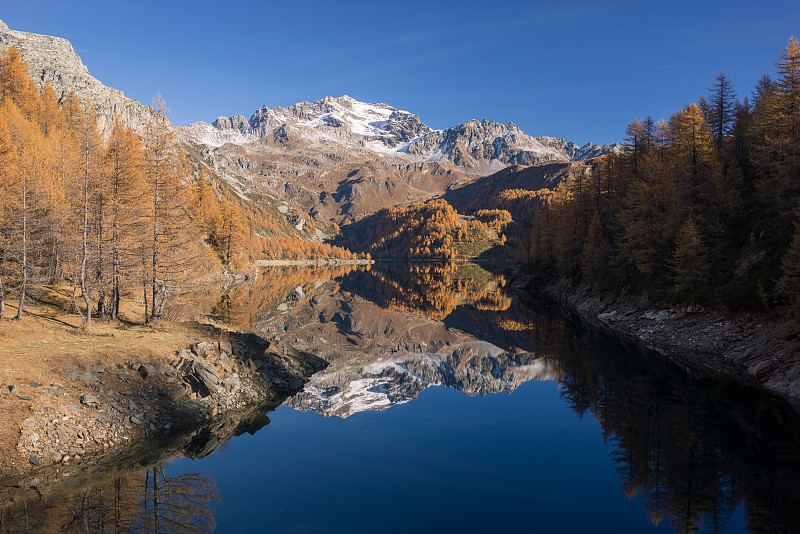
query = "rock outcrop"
(535, 278, 800, 405)
(2, 331, 327, 478)
(0, 19, 152, 133)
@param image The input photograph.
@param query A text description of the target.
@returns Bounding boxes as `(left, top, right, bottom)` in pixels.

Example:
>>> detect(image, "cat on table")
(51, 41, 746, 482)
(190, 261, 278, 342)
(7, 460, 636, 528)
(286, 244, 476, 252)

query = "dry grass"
(0, 284, 214, 474)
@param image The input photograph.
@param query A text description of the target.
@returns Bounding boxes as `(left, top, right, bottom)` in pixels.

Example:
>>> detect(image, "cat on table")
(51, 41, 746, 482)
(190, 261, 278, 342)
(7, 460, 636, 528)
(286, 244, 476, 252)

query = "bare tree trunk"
(14, 172, 28, 321)
(82, 490, 90, 534)
(114, 477, 121, 534)
(98, 488, 106, 534)
(142, 259, 149, 324)
(97, 193, 106, 318)
(150, 167, 160, 323)
(0, 272, 5, 320)
(81, 155, 92, 327)
(111, 166, 121, 320)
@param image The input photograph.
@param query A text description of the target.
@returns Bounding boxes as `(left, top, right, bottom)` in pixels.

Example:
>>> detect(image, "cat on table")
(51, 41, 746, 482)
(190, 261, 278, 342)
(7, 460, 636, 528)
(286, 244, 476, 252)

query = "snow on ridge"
(179, 121, 258, 148)
(182, 95, 617, 165)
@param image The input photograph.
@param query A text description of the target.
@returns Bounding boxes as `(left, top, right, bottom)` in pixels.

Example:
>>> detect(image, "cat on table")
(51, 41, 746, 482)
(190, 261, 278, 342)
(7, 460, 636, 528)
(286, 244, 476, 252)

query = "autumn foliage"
(518, 37, 800, 310)
(340, 198, 508, 259)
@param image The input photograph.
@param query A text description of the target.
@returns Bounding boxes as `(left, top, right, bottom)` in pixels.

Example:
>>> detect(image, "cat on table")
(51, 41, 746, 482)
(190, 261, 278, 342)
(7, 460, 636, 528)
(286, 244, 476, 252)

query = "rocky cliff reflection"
(247, 263, 551, 417)
(248, 262, 800, 533)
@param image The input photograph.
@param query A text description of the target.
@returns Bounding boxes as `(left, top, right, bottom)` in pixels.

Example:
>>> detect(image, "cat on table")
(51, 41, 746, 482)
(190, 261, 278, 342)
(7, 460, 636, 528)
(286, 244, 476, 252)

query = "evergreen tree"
(668, 217, 710, 295)
(706, 73, 736, 153)
(581, 211, 608, 283)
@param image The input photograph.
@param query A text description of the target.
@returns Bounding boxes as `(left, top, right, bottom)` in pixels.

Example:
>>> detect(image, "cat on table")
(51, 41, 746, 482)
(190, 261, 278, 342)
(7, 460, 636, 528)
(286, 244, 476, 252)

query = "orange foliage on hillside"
(358, 263, 508, 319)
(341, 199, 505, 259)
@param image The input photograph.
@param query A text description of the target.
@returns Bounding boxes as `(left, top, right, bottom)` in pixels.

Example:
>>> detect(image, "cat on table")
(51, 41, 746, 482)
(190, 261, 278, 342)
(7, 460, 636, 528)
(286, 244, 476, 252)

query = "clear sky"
(2, 1, 798, 145)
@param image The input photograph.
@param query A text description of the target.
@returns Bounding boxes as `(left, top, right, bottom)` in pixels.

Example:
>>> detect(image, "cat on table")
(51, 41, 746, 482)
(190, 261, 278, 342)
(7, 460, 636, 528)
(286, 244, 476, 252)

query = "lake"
(3, 262, 799, 533)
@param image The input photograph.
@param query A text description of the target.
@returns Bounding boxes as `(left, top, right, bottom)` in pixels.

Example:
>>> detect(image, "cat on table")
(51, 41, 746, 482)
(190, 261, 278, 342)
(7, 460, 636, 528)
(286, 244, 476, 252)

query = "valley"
(2, 13, 800, 534)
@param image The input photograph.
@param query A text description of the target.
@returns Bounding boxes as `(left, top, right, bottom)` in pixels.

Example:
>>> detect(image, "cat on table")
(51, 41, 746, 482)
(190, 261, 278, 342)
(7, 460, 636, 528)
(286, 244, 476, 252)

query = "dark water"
(2, 263, 799, 533)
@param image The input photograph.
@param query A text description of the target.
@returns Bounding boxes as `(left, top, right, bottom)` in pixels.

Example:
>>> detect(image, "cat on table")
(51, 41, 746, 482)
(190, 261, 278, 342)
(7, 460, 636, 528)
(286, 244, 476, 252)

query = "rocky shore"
(0, 331, 327, 480)
(518, 277, 800, 406)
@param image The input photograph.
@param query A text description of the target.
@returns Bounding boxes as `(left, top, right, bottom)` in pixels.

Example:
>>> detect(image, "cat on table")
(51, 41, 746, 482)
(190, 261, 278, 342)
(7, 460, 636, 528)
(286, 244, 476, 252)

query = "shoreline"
(517, 275, 800, 408)
(256, 259, 375, 266)
(255, 258, 514, 267)
(0, 326, 327, 481)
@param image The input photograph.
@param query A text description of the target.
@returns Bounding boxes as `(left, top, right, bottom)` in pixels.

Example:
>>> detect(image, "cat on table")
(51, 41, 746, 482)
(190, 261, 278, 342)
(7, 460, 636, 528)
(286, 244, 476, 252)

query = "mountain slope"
(0, 19, 151, 132)
(2, 19, 620, 229)
(181, 95, 620, 223)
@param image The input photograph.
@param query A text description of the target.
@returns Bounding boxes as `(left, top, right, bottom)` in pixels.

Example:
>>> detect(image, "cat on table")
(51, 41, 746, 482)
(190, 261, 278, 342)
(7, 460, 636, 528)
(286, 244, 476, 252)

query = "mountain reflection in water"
(2, 262, 799, 533)
(264, 262, 800, 533)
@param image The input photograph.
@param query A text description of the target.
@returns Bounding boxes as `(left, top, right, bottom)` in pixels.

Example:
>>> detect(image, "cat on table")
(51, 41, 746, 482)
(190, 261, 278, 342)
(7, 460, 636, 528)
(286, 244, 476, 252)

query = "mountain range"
(0, 19, 620, 226)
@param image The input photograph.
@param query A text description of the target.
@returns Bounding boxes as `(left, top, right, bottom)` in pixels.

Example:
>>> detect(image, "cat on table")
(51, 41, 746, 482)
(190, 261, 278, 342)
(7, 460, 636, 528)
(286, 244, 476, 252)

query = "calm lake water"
(4, 263, 800, 533)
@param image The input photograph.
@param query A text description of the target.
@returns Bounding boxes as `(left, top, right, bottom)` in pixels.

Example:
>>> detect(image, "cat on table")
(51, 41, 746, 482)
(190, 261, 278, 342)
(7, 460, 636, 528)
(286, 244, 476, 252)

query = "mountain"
(0, 19, 151, 132)
(180, 95, 620, 223)
(2, 19, 621, 228)
(181, 94, 619, 172)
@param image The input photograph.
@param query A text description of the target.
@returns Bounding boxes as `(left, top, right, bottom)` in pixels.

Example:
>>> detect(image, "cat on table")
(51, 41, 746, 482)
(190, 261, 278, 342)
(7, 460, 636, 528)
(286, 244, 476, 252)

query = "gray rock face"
(0, 19, 152, 134)
(177, 354, 224, 398)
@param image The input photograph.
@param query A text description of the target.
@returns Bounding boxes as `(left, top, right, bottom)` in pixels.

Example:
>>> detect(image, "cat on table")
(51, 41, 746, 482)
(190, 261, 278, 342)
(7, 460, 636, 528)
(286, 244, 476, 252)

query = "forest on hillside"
(0, 47, 354, 326)
(338, 198, 511, 260)
(518, 37, 800, 313)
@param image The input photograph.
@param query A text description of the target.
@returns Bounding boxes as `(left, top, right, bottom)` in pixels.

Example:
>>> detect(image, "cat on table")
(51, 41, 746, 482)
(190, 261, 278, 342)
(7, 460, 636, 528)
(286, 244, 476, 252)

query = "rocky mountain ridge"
(0, 19, 152, 132)
(1, 19, 620, 225)
(181, 94, 620, 172)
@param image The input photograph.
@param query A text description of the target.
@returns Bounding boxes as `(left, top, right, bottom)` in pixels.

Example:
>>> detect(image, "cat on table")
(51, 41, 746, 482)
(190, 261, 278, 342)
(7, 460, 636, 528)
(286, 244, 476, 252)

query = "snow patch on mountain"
(179, 95, 620, 171)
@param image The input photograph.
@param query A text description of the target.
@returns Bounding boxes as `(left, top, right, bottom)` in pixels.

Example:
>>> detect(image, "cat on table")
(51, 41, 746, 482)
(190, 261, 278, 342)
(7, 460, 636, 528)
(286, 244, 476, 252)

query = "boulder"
(192, 341, 218, 358)
(177, 355, 224, 397)
(138, 364, 156, 379)
(80, 393, 100, 407)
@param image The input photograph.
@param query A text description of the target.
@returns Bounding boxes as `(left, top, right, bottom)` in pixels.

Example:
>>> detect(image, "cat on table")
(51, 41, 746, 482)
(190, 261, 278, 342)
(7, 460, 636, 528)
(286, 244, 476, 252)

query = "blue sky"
(2, 1, 798, 145)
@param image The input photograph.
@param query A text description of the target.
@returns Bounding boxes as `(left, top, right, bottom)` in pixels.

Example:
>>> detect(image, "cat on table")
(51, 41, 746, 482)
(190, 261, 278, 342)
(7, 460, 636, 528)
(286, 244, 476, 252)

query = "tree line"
(518, 37, 800, 311)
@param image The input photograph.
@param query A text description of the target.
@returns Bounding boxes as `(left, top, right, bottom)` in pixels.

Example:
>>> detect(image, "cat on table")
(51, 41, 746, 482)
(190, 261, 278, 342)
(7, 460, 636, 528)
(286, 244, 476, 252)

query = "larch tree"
(105, 115, 145, 320)
(778, 205, 800, 307)
(142, 96, 191, 323)
(36, 80, 62, 137)
(615, 152, 681, 277)
(0, 46, 37, 117)
(581, 211, 608, 284)
(70, 100, 104, 326)
(775, 36, 800, 190)
(668, 217, 710, 296)
(12, 127, 54, 319)
(0, 119, 16, 320)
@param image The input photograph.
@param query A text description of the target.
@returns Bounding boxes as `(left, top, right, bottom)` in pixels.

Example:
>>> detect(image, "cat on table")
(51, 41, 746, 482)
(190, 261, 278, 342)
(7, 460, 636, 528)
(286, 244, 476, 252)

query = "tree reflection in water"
(2, 263, 798, 533)
(0, 467, 217, 533)
(518, 296, 800, 534)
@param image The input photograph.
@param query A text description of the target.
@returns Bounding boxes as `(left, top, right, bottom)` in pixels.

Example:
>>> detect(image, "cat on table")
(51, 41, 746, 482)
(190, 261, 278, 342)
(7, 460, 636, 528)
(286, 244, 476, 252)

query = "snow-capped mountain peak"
(178, 95, 620, 171)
